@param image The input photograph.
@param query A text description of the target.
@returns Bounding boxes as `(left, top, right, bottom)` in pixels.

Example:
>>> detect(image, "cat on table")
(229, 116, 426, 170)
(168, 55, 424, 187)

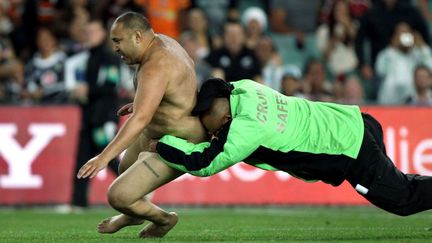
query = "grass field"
(1, 206, 432, 242)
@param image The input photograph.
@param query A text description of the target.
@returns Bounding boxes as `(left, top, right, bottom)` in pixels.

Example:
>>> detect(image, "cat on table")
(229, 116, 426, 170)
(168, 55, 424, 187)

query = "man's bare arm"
(103, 65, 167, 157)
(78, 61, 170, 178)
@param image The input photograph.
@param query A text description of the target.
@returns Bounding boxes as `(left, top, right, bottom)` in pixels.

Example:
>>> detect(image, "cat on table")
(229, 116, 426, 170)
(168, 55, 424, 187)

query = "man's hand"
(414, 31, 426, 47)
(149, 139, 159, 152)
(77, 155, 108, 179)
(360, 64, 374, 80)
(72, 83, 88, 104)
(117, 103, 133, 116)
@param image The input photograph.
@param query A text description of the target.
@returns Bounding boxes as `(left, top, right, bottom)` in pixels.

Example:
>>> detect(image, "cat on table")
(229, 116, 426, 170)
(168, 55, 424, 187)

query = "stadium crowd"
(0, 0, 432, 107)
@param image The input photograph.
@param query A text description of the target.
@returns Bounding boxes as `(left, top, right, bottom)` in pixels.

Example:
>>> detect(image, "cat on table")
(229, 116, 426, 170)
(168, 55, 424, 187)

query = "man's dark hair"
(414, 64, 432, 76)
(115, 12, 152, 31)
(223, 20, 243, 33)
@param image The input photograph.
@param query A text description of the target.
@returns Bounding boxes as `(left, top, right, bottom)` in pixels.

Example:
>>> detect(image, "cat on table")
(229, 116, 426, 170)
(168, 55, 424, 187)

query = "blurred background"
(1, 0, 432, 211)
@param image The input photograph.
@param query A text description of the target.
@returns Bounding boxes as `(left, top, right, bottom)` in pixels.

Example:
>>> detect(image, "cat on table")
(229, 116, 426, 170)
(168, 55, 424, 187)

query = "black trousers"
(345, 113, 432, 216)
(71, 126, 119, 207)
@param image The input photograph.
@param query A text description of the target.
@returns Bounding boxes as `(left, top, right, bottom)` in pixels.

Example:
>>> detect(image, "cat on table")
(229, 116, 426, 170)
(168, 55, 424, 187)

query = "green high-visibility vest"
(157, 79, 364, 178)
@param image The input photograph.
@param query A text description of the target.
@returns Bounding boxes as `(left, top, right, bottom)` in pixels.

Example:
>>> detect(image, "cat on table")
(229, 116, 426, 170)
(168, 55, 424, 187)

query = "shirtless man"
(77, 12, 207, 238)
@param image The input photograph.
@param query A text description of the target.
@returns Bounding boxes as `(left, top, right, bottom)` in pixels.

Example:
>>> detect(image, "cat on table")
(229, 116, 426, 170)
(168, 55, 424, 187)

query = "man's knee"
(107, 182, 134, 210)
(107, 183, 153, 215)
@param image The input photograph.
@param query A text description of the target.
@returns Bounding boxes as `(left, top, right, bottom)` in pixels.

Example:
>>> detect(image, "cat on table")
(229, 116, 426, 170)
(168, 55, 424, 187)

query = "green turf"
(1, 206, 432, 242)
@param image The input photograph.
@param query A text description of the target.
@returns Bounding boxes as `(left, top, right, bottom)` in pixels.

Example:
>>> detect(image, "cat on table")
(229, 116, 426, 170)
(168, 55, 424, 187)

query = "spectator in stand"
(0, 37, 23, 104)
(270, 0, 321, 51)
(241, 6, 267, 49)
(7, 0, 31, 60)
(316, 0, 358, 79)
(417, 0, 432, 33)
(136, 0, 190, 39)
(94, 0, 143, 28)
(62, 12, 90, 56)
(319, 0, 371, 24)
(337, 75, 365, 105)
(0, 1, 13, 36)
(270, 0, 320, 34)
(19, 0, 64, 61)
(254, 36, 283, 91)
(184, 8, 212, 59)
(56, 0, 91, 56)
(190, 0, 240, 48)
(406, 65, 432, 106)
(205, 21, 261, 82)
(303, 58, 334, 102)
(55, 0, 91, 38)
(355, 0, 430, 82)
(24, 27, 68, 104)
(280, 64, 304, 98)
(375, 22, 432, 105)
(0, 2, 23, 104)
(179, 32, 212, 88)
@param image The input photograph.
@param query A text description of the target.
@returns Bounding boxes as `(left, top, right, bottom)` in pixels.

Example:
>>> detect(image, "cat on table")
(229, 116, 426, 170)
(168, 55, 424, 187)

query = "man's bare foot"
(98, 214, 145, 234)
(138, 212, 178, 238)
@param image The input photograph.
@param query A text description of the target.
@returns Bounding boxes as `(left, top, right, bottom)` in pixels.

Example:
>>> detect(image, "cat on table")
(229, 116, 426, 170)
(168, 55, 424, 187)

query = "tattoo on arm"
(142, 160, 160, 178)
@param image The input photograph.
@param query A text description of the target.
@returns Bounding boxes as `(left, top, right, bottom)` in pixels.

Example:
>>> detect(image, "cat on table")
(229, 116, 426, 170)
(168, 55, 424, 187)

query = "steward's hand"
(77, 155, 108, 179)
(117, 103, 133, 116)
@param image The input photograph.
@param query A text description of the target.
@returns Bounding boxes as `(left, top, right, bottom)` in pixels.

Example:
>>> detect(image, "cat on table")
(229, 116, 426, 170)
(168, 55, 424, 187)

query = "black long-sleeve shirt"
(355, 1, 431, 67)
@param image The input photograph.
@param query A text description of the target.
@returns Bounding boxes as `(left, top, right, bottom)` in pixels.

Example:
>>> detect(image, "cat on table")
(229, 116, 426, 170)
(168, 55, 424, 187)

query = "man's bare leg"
(118, 133, 150, 174)
(97, 133, 151, 233)
(138, 212, 178, 238)
(99, 152, 183, 237)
